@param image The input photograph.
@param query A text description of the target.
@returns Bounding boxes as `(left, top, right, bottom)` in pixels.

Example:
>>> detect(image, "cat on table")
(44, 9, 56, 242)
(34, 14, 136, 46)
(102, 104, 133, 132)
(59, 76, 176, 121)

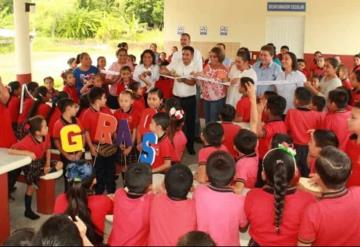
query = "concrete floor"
(8, 141, 250, 245)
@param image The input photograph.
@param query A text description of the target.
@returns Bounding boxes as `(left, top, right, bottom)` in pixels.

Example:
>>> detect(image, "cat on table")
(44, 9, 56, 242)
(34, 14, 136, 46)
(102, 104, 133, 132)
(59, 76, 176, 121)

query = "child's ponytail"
(273, 160, 287, 233)
(27, 86, 48, 120)
(262, 146, 296, 234)
(168, 107, 184, 144)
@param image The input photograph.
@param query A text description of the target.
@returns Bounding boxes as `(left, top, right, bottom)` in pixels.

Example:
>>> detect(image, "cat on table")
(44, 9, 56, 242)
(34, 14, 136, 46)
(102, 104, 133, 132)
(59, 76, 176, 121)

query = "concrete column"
(14, 0, 32, 84)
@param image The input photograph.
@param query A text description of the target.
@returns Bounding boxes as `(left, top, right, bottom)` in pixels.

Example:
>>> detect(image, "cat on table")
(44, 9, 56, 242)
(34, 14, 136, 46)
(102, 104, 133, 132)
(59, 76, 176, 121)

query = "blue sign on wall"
(267, 2, 306, 12)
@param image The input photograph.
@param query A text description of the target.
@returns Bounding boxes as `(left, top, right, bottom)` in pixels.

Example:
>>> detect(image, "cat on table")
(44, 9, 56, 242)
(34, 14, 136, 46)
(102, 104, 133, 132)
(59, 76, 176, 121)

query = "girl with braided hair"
(244, 145, 316, 246)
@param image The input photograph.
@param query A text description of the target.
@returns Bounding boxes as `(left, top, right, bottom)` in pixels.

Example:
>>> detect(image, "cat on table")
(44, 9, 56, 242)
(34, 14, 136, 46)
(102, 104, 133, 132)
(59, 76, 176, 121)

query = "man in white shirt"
(161, 46, 202, 154)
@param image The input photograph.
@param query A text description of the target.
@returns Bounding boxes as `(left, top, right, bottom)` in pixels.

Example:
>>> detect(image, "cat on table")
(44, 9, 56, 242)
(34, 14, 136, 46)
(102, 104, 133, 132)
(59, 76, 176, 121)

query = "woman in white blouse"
(226, 49, 257, 107)
(276, 52, 306, 112)
(133, 49, 160, 93)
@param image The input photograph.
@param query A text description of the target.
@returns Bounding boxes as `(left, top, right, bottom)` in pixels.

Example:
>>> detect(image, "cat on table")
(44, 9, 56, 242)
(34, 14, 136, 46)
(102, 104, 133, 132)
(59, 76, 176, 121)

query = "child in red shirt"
(350, 70, 360, 106)
(298, 146, 360, 246)
(137, 88, 163, 148)
(323, 88, 352, 150)
(310, 56, 325, 80)
(149, 164, 196, 246)
(235, 77, 254, 122)
(53, 98, 84, 191)
(62, 69, 79, 104)
(43, 76, 59, 99)
(256, 95, 287, 159)
(107, 66, 134, 110)
(220, 104, 241, 159)
(196, 122, 228, 183)
(246, 146, 315, 246)
(337, 64, 352, 90)
(54, 162, 112, 245)
(167, 106, 187, 162)
(81, 87, 118, 194)
(297, 59, 310, 79)
(9, 116, 63, 220)
(108, 164, 153, 246)
(129, 81, 146, 113)
(6, 81, 21, 131)
(285, 87, 322, 177)
(307, 129, 339, 174)
(311, 95, 326, 112)
(194, 151, 247, 246)
(148, 112, 175, 173)
(346, 102, 360, 186)
(28, 86, 52, 120)
(48, 92, 69, 139)
(114, 90, 140, 166)
(233, 129, 258, 194)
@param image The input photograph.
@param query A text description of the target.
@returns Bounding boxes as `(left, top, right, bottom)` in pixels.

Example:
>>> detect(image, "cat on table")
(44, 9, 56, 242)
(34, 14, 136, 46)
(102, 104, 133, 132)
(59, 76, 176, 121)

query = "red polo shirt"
(11, 134, 50, 160)
(148, 194, 196, 246)
(114, 107, 140, 132)
(7, 96, 20, 124)
(298, 188, 360, 246)
(198, 145, 229, 165)
(54, 193, 113, 235)
(221, 122, 241, 159)
(259, 120, 287, 159)
(133, 96, 146, 113)
(285, 108, 322, 145)
(138, 108, 157, 138)
(108, 189, 153, 246)
(36, 103, 51, 119)
(63, 85, 79, 104)
(245, 187, 315, 246)
(322, 111, 351, 151)
(351, 90, 360, 106)
(0, 103, 16, 148)
(236, 96, 251, 122)
(17, 98, 34, 124)
(48, 108, 61, 138)
(52, 117, 83, 140)
(345, 137, 360, 187)
(80, 107, 113, 142)
(151, 134, 174, 169)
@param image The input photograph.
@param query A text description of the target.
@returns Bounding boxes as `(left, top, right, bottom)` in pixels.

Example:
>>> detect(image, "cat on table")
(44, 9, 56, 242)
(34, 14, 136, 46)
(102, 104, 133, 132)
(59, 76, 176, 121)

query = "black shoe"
(24, 210, 40, 220)
(187, 147, 196, 155)
(194, 137, 202, 144)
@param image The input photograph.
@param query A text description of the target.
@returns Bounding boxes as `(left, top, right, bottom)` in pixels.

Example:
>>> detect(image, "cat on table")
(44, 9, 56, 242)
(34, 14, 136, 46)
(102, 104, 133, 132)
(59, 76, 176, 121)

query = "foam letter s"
(139, 132, 158, 165)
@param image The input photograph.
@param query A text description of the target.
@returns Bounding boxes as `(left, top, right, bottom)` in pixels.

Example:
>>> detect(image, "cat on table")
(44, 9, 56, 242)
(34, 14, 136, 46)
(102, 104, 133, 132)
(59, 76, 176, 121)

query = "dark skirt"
(23, 159, 58, 186)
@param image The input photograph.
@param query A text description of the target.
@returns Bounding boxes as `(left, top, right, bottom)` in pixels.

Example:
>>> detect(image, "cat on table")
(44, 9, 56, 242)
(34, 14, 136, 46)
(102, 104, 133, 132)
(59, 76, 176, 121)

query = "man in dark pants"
(160, 46, 203, 154)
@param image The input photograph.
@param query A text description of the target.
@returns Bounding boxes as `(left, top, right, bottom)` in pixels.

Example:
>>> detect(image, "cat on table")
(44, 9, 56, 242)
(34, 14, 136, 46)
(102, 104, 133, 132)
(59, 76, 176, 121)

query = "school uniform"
(155, 77, 174, 99)
(322, 110, 352, 151)
(0, 103, 17, 148)
(285, 108, 322, 177)
(17, 98, 33, 125)
(133, 96, 146, 113)
(151, 134, 174, 171)
(221, 122, 241, 159)
(245, 187, 315, 246)
(173, 130, 187, 162)
(54, 193, 113, 235)
(48, 108, 62, 139)
(298, 187, 360, 246)
(11, 134, 55, 186)
(80, 106, 117, 194)
(53, 116, 84, 190)
(198, 145, 228, 165)
(259, 120, 288, 159)
(236, 96, 251, 122)
(36, 103, 52, 120)
(235, 154, 259, 189)
(7, 96, 20, 129)
(148, 194, 196, 246)
(138, 108, 157, 139)
(345, 135, 360, 187)
(114, 107, 140, 165)
(194, 184, 247, 246)
(108, 189, 153, 246)
(63, 85, 79, 104)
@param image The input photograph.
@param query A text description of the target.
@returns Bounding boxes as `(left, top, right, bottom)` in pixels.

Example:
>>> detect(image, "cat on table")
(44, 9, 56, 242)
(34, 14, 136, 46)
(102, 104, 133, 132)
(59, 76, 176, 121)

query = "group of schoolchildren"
(1, 40, 360, 246)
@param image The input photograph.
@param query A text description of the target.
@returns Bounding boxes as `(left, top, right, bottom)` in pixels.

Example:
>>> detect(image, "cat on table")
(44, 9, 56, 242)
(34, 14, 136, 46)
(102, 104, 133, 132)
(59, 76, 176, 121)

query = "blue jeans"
(204, 98, 226, 124)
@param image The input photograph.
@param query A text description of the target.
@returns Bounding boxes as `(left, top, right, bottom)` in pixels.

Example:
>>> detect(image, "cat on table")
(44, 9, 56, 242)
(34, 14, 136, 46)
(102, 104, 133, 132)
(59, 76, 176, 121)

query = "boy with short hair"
(220, 104, 241, 159)
(108, 164, 153, 246)
(323, 88, 351, 150)
(149, 164, 196, 246)
(196, 122, 228, 183)
(235, 77, 254, 122)
(298, 146, 360, 245)
(80, 87, 117, 194)
(194, 151, 247, 246)
(233, 129, 258, 193)
(149, 112, 175, 173)
(285, 87, 322, 177)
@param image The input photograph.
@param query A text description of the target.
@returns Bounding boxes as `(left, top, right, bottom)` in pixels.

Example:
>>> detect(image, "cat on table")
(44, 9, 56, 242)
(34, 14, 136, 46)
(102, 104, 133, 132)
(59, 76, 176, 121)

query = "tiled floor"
(8, 141, 250, 245)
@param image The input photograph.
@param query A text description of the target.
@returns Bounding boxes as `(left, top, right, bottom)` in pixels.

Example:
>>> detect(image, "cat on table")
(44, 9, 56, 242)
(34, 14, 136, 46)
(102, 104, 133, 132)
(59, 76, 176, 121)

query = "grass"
(0, 30, 164, 89)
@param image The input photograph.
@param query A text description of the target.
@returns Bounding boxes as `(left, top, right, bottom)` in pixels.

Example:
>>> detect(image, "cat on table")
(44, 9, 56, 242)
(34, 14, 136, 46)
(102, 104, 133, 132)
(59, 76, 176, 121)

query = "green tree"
(124, 0, 164, 29)
(0, 0, 13, 14)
